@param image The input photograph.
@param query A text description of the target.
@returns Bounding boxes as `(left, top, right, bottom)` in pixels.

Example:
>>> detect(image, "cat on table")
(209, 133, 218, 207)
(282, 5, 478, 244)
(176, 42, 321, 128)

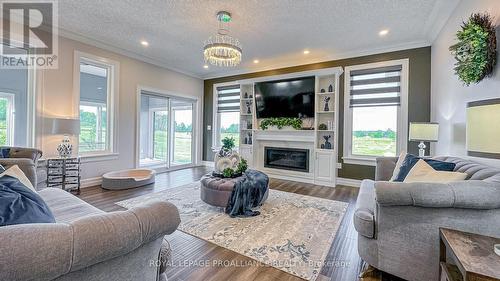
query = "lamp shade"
(409, 122, 439, 142)
(467, 99, 500, 159)
(51, 118, 80, 135)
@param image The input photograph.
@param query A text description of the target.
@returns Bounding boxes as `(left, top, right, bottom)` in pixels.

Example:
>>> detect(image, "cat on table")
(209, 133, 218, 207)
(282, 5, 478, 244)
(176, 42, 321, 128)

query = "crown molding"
(58, 28, 202, 79)
(202, 40, 430, 80)
(424, 0, 461, 43)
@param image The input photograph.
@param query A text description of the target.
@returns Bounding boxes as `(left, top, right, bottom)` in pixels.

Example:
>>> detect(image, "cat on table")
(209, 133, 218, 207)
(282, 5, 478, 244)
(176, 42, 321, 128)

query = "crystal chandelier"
(203, 11, 242, 67)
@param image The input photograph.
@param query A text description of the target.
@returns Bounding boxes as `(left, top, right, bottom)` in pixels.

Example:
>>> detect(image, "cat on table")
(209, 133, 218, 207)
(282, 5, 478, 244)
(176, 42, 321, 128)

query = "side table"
(439, 228, 500, 281)
(46, 157, 81, 195)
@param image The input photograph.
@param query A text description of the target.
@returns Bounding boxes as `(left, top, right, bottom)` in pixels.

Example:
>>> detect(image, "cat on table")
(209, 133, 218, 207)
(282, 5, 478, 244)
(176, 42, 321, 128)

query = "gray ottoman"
(200, 174, 269, 207)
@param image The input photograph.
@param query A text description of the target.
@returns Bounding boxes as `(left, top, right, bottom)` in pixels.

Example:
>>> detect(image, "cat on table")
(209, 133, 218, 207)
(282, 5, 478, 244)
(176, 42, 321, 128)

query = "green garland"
(260, 117, 302, 130)
(449, 13, 497, 86)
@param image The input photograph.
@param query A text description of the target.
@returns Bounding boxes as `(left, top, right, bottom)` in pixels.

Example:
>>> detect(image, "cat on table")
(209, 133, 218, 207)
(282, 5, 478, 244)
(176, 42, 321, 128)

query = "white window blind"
(349, 65, 402, 107)
(216, 85, 240, 113)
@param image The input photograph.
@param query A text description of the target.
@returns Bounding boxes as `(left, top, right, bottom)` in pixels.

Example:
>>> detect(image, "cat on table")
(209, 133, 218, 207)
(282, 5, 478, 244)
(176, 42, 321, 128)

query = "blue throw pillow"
(394, 154, 456, 182)
(0, 148, 10, 158)
(0, 175, 55, 226)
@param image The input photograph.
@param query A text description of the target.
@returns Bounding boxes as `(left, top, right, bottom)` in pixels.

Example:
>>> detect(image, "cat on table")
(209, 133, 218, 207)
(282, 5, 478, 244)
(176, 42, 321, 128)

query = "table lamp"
(52, 118, 80, 158)
(409, 122, 439, 157)
(467, 99, 500, 159)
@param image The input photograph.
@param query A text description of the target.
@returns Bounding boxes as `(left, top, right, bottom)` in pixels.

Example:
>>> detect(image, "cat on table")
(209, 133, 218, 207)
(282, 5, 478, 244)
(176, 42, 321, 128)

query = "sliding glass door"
(171, 101, 193, 166)
(139, 91, 195, 169)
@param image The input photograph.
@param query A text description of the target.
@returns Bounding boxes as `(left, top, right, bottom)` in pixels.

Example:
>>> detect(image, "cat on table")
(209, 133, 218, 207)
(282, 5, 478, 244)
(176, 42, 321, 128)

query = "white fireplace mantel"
(253, 130, 315, 143)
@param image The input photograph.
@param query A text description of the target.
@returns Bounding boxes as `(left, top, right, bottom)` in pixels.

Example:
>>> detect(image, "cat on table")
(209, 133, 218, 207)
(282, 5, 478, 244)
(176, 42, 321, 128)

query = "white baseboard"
(81, 176, 102, 188)
(201, 161, 214, 167)
(336, 177, 362, 187)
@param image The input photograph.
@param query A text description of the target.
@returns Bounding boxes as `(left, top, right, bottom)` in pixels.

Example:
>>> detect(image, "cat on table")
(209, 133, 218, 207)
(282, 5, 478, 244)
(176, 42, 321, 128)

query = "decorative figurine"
(321, 144, 325, 149)
(244, 92, 248, 98)
(323, 96, 331, 112)
(320, 88, 325, 93)
(247, 133, 252, 144)
(249, 94, 253, 99)
(323, 135, 332, 149)
(328, 84, 333, 92)
(246, 101, 252, 114)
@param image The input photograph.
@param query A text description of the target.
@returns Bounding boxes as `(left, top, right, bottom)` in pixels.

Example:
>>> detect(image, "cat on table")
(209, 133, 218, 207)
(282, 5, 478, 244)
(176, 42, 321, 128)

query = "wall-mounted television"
(255, 76, 315, 119)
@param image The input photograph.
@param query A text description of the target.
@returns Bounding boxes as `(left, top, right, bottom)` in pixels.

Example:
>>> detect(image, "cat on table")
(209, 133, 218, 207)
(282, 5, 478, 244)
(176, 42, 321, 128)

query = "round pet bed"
(102, 169, 155, 190)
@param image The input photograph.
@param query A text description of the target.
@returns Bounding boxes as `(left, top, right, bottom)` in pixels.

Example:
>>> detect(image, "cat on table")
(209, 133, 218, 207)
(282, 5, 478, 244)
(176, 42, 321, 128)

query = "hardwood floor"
(78, 166, 403, 281)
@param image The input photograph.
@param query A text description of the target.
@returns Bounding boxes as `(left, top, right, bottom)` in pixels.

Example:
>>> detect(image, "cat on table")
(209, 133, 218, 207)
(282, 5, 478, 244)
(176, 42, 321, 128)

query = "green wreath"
(449, 13, 497, 86)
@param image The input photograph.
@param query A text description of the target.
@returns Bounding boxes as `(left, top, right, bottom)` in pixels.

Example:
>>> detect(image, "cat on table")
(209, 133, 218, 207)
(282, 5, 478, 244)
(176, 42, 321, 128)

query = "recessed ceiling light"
(379, 29, 389, 36)
(140, 40, 149, 46)
(303, 50, 310, 54)
(203, 65, 209, 69)
(253, 59, 259, 64)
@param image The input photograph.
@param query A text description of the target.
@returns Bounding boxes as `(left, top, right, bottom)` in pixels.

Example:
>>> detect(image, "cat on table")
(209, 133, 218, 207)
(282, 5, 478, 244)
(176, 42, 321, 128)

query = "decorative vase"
(320, 88, 325, 93)
(328, 84, 333, 92)
(323, 135, 332, 149)
(244, 92, 248, 98)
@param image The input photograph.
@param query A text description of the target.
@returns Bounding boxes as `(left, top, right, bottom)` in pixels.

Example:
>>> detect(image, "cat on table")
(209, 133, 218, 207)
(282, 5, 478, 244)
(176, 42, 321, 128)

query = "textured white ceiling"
(58, 0, 460, 79)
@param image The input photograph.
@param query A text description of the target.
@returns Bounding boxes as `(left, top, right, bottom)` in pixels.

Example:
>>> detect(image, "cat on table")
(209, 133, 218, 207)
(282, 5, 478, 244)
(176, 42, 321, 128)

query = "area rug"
(116, 182, 348, 280)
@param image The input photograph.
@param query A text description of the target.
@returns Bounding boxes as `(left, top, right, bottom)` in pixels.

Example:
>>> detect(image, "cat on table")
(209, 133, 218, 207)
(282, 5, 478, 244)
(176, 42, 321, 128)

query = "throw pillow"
(0, 164, 5, 173)
(0, 175, 55, 226)
(404, 159, 468, 183)
(394, 154, 456, 182)
(390, 151, 407, 181)
(0, 165, 35, 192)
(0, 148, 10, 158)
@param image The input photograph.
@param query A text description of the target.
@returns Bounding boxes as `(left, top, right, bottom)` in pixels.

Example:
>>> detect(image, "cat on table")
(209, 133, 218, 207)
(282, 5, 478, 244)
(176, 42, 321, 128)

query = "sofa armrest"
(0, 200, 180, 281)
(375, 181, 500, 209)
(0, 158, 37, 187)
(375, 157, 398, 181)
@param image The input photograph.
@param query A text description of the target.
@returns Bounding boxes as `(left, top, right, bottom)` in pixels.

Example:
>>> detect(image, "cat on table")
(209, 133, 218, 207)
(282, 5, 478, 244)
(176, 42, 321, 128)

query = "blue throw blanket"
(0, 175, 55, 226)
(225, 170, 269, 218)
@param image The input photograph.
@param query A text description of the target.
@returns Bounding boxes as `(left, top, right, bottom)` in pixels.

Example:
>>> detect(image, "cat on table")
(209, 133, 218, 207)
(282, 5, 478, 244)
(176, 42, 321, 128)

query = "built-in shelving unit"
(237, 67, 343, 187)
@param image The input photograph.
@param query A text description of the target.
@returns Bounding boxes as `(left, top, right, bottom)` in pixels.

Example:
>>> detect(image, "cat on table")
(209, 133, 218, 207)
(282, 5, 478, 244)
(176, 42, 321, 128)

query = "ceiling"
(58, 0, 460, 79)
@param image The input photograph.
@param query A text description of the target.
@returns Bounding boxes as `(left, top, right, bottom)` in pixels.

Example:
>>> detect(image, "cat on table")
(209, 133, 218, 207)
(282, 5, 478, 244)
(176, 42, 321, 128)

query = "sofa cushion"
(390, 151, 407, 181)
(0, 175, 56, 226)
(1, 165, 35, 191)
(394, 154, 456, 182)
(404, 160, 468, 183)
(38, 188, 103, 223)
(354, 180, 376, 238)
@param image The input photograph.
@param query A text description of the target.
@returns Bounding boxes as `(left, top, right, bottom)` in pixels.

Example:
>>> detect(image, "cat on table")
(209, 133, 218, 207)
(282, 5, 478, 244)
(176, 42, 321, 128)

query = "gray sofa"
(0, 150, 181, 281)
(354, 156, 500, 281)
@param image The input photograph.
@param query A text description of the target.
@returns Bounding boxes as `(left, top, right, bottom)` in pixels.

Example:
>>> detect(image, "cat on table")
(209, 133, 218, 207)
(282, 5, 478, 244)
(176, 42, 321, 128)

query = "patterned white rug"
(116, 182, 348, 280)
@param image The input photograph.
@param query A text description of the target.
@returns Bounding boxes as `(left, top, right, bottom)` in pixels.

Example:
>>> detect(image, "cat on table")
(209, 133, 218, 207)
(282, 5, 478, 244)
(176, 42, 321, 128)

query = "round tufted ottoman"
(200, 174, 269, 207)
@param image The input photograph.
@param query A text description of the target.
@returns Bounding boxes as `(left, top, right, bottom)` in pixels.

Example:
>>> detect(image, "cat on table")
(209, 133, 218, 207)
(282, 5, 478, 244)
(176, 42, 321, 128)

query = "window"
(343, 60, 408, 166)
(0, 44, 33, 147)
(76, 52, 118, 156)
(213, 84, 240, 148)
(139, 91, 196, 169)
(0, 93, 15, 145)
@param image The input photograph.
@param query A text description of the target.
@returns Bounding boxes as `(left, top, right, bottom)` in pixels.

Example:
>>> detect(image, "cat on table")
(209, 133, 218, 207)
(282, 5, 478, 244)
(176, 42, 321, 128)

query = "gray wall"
(0, 68, 28, 147)
(203, 47, 432, 180)
(431, 0, 500, 168)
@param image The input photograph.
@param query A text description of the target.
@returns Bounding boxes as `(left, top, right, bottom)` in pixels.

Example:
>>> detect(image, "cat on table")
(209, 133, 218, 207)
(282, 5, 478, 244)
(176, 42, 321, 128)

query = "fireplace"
(264, 147, 309, 172)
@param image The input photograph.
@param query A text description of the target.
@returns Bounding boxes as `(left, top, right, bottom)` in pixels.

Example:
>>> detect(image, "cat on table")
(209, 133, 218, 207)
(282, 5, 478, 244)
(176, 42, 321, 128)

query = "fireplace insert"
(264, 147, 309, 172)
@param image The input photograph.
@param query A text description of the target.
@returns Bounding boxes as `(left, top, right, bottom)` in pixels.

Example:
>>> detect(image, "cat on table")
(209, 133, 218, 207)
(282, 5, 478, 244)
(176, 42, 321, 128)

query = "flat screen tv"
(255, 76, 315, 119)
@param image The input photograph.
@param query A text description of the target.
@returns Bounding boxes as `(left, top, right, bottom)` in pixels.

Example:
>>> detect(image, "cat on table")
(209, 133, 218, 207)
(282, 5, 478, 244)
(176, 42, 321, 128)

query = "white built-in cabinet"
(237, 67, 343, 187)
